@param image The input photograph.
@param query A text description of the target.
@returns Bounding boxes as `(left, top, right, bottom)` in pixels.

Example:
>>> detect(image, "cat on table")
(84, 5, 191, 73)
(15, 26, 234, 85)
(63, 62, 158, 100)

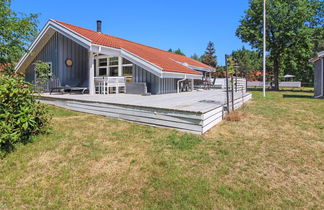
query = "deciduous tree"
(236, 0, 323, 89)
(231, 47, 262, 79)
(0, 0, 38, 74)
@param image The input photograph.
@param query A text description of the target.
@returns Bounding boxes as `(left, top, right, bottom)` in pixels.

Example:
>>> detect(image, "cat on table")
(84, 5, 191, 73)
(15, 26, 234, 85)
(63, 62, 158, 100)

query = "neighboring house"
(15, 19, 214, 94)
(310, 51, 324, 98)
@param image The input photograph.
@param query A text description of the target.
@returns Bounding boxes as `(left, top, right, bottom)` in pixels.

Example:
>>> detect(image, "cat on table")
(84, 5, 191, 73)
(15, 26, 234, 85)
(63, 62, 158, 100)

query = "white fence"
(247, 81, 301, 88)
(212, 78, 247, 92)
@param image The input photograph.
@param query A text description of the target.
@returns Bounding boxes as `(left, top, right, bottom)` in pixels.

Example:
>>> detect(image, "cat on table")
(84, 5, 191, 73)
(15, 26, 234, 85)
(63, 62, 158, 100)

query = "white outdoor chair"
(116, 77, 126, 94)
(95, 78, 105, 94)
(105, 77, 118, 94)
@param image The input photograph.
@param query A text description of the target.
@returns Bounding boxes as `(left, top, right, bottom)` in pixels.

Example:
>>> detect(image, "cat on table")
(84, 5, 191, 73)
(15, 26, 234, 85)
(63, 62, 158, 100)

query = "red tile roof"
(54, 20, 213, 75)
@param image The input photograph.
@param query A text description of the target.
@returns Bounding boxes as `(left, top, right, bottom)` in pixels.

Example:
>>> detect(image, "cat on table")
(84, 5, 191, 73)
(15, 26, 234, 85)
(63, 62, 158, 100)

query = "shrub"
(0, 75, 50, 157)
(34, 61, 52, 92)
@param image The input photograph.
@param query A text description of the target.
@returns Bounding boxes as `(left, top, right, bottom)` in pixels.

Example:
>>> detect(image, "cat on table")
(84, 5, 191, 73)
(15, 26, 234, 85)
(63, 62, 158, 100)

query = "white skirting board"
(39, 93, 252, 134)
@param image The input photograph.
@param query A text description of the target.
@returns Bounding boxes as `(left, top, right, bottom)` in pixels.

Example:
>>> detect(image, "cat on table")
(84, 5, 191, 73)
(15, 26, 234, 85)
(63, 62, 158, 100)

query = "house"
(310, 51, 324, 98)
(15, 19, 215, 95)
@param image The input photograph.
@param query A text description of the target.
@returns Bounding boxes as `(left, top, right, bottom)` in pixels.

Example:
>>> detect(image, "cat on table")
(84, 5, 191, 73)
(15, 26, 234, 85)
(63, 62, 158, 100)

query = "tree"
(231, 47, 262, 80)
(168, 48, 186, 56)
(311, 0, 324, 53)
(214, 66, 226, 78)
(236, 0, 323, 90)
(34, 61, 52, 92)
(0, 0, 38, 74)
(201, 41, 217, 68)
(191, 53, 201, 61)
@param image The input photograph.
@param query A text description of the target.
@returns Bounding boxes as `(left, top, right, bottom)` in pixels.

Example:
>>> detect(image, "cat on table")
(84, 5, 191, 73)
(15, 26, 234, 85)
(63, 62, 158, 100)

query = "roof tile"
(54, 20, 213, 75)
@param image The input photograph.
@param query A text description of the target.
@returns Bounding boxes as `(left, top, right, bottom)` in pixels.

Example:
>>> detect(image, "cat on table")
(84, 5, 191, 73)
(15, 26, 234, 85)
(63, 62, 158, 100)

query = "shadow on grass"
(282, 94, 314, 99)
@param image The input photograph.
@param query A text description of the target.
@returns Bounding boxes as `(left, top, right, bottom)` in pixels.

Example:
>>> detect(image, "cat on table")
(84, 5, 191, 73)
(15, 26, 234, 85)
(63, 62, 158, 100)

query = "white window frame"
(94, 55, 133, 78)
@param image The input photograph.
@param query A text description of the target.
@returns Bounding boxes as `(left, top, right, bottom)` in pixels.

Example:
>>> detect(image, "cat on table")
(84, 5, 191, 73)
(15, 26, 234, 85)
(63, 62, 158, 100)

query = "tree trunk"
(273, 56, 280, 90)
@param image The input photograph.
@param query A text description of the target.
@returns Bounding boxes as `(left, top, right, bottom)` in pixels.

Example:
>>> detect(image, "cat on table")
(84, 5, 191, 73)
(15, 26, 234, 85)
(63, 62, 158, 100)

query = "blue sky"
(11, 0, 251, 66)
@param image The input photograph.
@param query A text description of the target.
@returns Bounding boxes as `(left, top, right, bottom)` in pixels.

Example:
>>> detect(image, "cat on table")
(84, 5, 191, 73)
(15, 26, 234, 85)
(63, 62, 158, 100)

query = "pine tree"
(191, 53, 200, 61)
(168, 48, 186, 56)
(173, 48, 185, 56)
(201, 41, 217, 68)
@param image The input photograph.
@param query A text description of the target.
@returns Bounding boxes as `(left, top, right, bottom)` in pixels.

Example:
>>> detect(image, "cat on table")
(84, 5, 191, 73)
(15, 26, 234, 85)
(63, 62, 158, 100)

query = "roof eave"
(310, 51, 324, 63)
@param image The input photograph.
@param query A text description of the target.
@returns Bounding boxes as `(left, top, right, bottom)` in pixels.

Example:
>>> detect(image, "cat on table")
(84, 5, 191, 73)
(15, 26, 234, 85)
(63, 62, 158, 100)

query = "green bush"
(0, 75, 50, 157)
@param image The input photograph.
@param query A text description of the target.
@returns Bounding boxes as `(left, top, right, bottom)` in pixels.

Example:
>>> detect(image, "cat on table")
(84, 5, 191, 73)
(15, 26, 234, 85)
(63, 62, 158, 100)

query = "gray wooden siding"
(25, 32, 88, 88)
(25, 32, 59, 83)
(314, 58, 323, 97)
(133, 65, 177, 94)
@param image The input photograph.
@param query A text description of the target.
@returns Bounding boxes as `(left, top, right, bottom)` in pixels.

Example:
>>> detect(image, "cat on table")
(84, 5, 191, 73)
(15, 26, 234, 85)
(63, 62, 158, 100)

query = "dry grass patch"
(225, 111, 245, 121)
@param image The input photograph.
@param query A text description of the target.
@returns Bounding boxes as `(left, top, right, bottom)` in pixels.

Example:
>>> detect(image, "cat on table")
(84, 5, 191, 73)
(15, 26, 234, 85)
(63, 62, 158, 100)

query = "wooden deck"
(39, 89, 252, 134)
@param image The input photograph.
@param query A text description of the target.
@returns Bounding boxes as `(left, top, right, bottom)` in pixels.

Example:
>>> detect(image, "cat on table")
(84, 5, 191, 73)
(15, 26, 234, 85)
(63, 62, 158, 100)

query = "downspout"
(177, 74, 187, 93)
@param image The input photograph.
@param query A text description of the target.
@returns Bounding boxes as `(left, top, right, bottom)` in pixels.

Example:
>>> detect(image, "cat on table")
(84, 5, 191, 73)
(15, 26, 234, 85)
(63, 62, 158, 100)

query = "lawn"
(1, 91, 323, 209)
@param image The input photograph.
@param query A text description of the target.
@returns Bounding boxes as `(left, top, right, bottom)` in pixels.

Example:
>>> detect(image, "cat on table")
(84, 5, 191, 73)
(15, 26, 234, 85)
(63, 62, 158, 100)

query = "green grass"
(1, 91, 323, 209)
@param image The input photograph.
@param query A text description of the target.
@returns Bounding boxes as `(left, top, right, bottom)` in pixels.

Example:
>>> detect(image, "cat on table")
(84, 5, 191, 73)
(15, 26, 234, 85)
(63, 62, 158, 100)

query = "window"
(99, 58, 107, 67)
(122, 66, 133, 82)
(36, 62, 52, 79)
(122, 66, 132, 77)
(109, 57, 118, 66)
(94, 59, 97, 76)
(122, 58, 132, 65)
(99, 68, 107, 76)
(109, 67, 118, 76)
(95, 56, 133, 77)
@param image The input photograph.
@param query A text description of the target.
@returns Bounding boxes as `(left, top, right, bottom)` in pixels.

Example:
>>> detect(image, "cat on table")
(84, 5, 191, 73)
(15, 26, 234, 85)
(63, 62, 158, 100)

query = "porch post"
(88, 52, 95, 95)
(118, 56, 123, 76)
(191, 79, 194, 91)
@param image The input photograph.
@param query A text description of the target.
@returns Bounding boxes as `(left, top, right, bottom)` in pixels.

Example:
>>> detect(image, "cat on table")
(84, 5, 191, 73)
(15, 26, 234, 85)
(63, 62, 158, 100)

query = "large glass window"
(109, 57, 118, 66)
(99, 58, 107, 67)
(109, 67, 118, 76)
(122, 58, 132, 65)
(99, 68, 107, 76)
(122, 66, 133, 82)
(122, 66, 132, 77)
(95, 56, 133, 79)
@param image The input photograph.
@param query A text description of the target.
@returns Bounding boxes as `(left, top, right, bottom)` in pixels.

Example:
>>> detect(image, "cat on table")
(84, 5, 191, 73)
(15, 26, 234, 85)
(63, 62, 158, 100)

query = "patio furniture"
(95, 78, 105, 94)
(94, 77, 126, 94)
(49, 78, 70, 94)
(69, 86, 88, 94)
(50, 78, 88, 95)
(116, 77, 126, 94)
(50, 85, 71, 95)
